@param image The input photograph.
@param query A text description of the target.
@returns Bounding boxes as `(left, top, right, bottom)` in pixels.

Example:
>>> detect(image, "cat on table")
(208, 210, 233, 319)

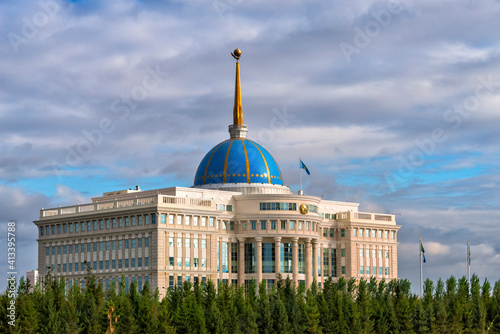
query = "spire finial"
(232, 48, 243, 125)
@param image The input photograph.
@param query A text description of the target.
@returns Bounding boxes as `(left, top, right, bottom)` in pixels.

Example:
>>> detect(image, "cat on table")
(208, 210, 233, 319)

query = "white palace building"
(34, 49, 401, 297)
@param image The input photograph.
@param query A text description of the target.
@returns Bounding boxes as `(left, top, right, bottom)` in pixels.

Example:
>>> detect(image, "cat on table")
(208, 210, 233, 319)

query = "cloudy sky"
(1, 0, 499, 293)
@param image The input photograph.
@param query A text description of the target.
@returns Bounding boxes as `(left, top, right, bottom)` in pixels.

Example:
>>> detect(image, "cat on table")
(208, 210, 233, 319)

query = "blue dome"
(194, 138, 283, 186)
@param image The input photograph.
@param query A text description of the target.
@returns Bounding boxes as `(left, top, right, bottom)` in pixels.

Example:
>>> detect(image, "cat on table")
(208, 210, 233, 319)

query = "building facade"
(34, 50, 401, 297)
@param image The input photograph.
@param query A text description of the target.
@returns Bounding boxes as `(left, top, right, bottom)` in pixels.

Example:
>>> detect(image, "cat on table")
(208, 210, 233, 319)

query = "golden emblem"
(300, 203, 309, 214)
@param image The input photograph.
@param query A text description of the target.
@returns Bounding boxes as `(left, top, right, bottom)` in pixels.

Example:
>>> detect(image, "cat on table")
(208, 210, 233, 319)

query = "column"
(312, 239, 318, 282)
(305, 238, 312, 289)
(274, 237, 281, 275)
(320, 244, 324, 285)
(238, 238, 245, 287)
(255, 237, 263, 285)
(291, 237, 299, 287)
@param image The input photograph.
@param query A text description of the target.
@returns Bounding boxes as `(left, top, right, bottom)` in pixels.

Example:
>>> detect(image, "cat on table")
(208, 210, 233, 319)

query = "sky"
(1, 0, 500, 293)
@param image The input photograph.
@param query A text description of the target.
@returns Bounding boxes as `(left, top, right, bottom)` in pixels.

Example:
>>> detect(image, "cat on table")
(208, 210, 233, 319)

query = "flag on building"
(300, 159, 310, 175)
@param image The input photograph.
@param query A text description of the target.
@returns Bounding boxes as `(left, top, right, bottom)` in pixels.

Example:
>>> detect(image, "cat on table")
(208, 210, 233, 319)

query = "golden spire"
(232, 48, 243, 125)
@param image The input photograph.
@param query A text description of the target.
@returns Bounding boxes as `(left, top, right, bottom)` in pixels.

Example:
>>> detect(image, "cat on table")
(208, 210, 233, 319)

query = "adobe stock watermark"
(7, 0, 62, 54)
(51, 65, 168, 181)
(384, 74, 500, 191)
(212, 0, 242, 20)
(256, 106, 296, 145)
(339, 1, 403, 64)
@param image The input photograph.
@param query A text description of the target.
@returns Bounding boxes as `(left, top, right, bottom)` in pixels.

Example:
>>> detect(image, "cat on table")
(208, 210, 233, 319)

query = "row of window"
(45, 237, 149, 255)
(160, 215, 218, 228)
(353, 228, 396, 239)
(67, 275, 149, 293)
(168, 237, 207, 249)
(359, 249, 390, 258)
(40, 215, 155, 236)
(169, 275, 207, 289)
(47, 257, 150, 273)
(168, 257, 207, 268)
(241, 220, 324, 233)
(360, 266, 390, 276)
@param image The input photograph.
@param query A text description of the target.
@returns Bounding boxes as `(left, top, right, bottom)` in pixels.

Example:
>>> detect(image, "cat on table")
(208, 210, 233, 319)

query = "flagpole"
(467, 240, 470, 289)
(420, 237, 423, 298)
(299, 158, 302, 194)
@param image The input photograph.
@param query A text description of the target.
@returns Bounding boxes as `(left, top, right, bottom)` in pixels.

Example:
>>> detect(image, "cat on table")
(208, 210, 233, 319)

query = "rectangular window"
(251, 221, 256, 230)
(112, 260, 116, 269)
(379, 267, 383, 275)
(138, 257, 142, 267)
(177, 237, 182, 248)
(80, 222, 85, 232)
(131, 239, 136, 249)
(63, 245, 67, 254)
(75, 262, 79, 271)
(194, 239, 198, 248)
(372, 230, 376, 238)
(378, 250, 382, 258)
(385, 250, 389, 258)
(118, 240, 123, 250)
(202, 239, 207, 249)
(323, 228, 327, 237)
(290, 221, 295, 230)
(132, 217, 136, 226)
(281, 221, 286, 230)
(93, 261, 97, 270)
(69, 245, 73, 254)
(365, 229, 369, 238)
(106, 219, 110, 229)
(125, 217, 129, 227)
(193, 216, 198, 226)
(341, 249, 346, 257)
(119, 218, 123, 228)
(69, 263, 72, 272)
(242, 222, 247, 231)
(138, 216, 143, 225)
(46, 247, 49, 256)
(244, 243, 256, 273)
(46, 226, 50, 235)
(169, 257, 174, 266)
(209, 218, 214, 227)
(93, 242, 97, 252)
(161, 214, 166, 224)
(125, 240, 129, 249)
(63, 224, 67, 233)
(138, 238, 142, 248)
(125, 259, 129, 268)
(373, 266, 376, 276)
(372, 249, 376, 258)
(230, 221, 235, 231)
(331, 249, 337, 277)
(341, 229, 345, 237)
(100, 220, 104, 230)
(271, 220, 276, 230)
(385, 267, 389, 275)
(87, 243, 91, 252)
(169, 237, 174, 247)
(186, 216, 190, 226)
(112, 219, 117, 228)
(261, 220, 266, 230)
(202, 217, 206, 227)
(106, 260, 109, 269)
(384, 231, 388, 239)
(330, 229, 334, 238)
(186, 257, 190, 267)
(359, 228, 363, 237)
(378, 230, 382, 238)
(177, 257, 182, 267)
(391, 231, 395, 239)
(146, 215, 150, 225)
(57, 225, 61, 234)
(194, 258, 199, 268)
(131, 258, 135, 268)
(366, 249, 370, 258)
(118, 259, 122, 268)
(359, 249, 363, 257)
(366, 266, 370, 275)
(99, 242, 104, 251)
(145, 237, 149, 247)
(262, 243, 275, 273)
(202, 258, 207, 268)
(221, 221, 226, 230)
(226, 205, 233, 211)
(112, 241, 117, 250)
(99, 261, 103, 270)
(186, 238, 190, 248)
(298, 221, 303, 231)
(231, 243, 237, 273)
(360, 266, 364, 274)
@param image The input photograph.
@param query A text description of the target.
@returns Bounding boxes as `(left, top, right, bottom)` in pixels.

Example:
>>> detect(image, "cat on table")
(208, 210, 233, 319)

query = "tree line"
(1, 271, 500, 333)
